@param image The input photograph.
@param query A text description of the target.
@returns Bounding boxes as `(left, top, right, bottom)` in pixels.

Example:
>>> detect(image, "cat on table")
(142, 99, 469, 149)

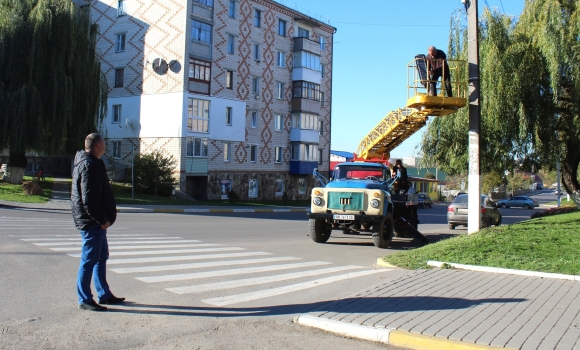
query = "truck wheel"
(309, 219, 331, 243)
(449, 224, 456, 230)
(372, 213, 394, 249)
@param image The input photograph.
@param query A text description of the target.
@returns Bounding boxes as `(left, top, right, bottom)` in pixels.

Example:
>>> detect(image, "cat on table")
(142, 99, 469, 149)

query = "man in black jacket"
(71, 133, 124, 311)
(427, 46, 453, 97)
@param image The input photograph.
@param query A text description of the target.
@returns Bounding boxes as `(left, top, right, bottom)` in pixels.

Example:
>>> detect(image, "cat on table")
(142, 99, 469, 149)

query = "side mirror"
(313, 168, 318, 179)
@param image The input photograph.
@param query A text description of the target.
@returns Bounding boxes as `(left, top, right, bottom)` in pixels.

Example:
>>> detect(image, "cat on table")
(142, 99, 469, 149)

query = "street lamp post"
(131, 146, 135, 201)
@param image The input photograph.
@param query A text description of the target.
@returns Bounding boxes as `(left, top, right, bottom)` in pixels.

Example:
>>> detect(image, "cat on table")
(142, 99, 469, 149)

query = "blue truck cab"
(308, 162, 427, 248)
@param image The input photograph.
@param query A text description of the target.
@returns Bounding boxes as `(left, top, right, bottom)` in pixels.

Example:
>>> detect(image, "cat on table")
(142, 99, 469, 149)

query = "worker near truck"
(393, 159, 409, 194)
(426, 46, 453, 97)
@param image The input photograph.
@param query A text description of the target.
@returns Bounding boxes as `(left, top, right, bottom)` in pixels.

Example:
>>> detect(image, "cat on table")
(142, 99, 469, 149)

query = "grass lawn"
(383, 211, 580, 275)
(0, 177, 54, 203)
(111, 182, 310, 207)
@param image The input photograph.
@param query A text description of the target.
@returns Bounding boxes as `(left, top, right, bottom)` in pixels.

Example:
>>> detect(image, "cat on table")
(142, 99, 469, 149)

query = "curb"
(295, 315, 510, 350)
(115, 207, 309, 213)
(427, 260, 580, 281)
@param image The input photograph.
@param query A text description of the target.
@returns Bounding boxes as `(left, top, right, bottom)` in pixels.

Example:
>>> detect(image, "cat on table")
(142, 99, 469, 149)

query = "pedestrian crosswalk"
(5, 217, 390, 307)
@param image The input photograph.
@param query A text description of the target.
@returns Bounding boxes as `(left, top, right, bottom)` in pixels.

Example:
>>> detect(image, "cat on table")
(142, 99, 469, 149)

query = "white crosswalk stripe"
(50, 243, 219, 251)
(136, 261, 331, 283)
(110, 257, 301, 274)
(8, 229, 391, 307)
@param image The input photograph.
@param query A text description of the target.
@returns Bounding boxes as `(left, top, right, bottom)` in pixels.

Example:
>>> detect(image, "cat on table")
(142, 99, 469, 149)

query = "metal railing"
(407, 58, 467, 100)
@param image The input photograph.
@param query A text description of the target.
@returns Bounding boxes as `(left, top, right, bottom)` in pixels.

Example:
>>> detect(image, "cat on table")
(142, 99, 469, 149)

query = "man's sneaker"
(98, 295, 125, 304)
(78, 300, 107, 311)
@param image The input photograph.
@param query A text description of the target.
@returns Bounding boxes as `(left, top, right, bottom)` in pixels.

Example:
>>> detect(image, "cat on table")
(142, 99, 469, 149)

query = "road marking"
(137, 261, 331, 283)
(21, 237, 181, 242)
(50, 243, 218, 251)
(9, 233, 157, 238)
(167, 265, 364, 294)
(106, 252, 272, 265)
(110, 257, 301, 274)
(67, 247, 245, 258)
(33, 239, 198, 246)
(202, 269, 388, 306)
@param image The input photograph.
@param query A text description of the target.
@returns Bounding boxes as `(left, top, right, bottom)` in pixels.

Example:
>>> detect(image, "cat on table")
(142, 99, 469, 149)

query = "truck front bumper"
(307, 212, 384, 223)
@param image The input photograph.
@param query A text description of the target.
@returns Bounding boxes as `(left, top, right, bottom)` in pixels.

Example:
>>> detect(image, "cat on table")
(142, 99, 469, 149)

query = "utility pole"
(466, 0, 482, 234)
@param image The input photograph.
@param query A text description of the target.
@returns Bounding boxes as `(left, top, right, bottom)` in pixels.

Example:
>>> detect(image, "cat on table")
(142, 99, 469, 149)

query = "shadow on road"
(107, 296, 527, 318)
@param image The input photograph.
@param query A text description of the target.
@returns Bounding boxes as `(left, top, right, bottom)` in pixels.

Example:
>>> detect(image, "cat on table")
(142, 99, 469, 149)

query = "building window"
(252, 77, 260, 94)
(319, 36, 325, 50)
(293, 51, 321, 71)
(227, 34, 235, 54)
(320, 91, 325, 107)
(117, 0, 127, 16)
(291, 143, 318, 161)
(193, 0, 213, 7)
(188, 59, 211, 94)
(186, 137, 209, 157)
(226, 106, 233, 125)
(251, 111, 258, 128)
(114, 68, 124, 88)
(292, 112, 319, 131)
(277, 51, 285, 68)
(292, 81, 320, 101)
(228, 0, 235, 18)
(276, 82, 285, 100)
(278, 19, 286, 36)
(275, 114, 283, 131)
(112, 141, 121, 159)
(250, 145, 257, 162)
(253, 43, 260, 61)
(319, 121, 324, 135)
(318, 149, 323, 164)
(226, 70, 233, 89)
(275, 146, 283, 163)
(191, 20, 212, 44)
(188, 98, 209, 133)
(115, 33, 126, 52)
(112, 105, 122, 123)
(297, 26, 309, 38)
(254, 9, 261, 28)
(224, 143, 230, 162)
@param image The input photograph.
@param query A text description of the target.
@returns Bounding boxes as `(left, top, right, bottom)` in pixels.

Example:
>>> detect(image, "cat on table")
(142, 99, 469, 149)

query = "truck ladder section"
(355, 57, 467, 160)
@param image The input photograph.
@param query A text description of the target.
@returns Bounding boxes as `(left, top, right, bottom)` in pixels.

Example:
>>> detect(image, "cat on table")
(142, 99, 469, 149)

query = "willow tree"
(0, 0, 107, 183)
(420, 1, 580, 208)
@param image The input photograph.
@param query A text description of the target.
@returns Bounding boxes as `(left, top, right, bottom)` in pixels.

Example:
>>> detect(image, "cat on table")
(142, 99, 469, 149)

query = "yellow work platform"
(355, 58, 467, 160)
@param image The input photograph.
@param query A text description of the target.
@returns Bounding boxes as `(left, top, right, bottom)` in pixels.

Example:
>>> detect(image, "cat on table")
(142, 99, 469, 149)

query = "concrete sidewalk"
(297, 268, 580, 350)
(0, 178, 308, 213)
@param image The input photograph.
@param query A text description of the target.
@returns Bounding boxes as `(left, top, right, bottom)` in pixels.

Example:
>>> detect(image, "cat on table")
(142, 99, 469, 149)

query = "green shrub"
(133, 150, 178, 196)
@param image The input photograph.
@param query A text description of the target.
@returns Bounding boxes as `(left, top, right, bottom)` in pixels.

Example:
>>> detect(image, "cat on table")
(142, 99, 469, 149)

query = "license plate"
(457, 209, 468, 214)
(333, 214, 355, 220)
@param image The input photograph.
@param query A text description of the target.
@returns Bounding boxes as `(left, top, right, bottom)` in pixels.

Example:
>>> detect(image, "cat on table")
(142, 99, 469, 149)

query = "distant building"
(330, 150, 354, 170)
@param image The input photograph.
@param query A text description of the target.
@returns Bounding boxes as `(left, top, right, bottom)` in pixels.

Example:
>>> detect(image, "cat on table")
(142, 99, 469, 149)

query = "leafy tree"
(424, 171, 436, 179)
(133, 150, 178, 197)
(420, 2, 580, 208)
(481, 171, 503, 195)
(0, 0, 107, 183)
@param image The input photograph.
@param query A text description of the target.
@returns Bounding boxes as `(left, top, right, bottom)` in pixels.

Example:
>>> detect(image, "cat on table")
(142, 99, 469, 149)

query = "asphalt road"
(0, 191, 553, 349)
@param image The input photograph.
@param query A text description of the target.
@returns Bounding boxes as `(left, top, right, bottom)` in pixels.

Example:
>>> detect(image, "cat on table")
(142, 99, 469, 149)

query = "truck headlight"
(370, 199, 380, 208)
(313, 197, 322, 206)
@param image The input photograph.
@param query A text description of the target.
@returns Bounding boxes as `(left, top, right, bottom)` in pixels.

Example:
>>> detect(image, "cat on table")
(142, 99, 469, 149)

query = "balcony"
(289, 161, 318, 175)
(293, 37, 321, 55)
(290, 128, 320, 143)
(191, 4, 213, 21)
(291, 98, 320, 114)
(292, 67, 321, 84)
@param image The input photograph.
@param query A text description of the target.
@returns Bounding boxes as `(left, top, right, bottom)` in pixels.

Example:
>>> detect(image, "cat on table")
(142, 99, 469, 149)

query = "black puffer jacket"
(71, 150, 117, 230)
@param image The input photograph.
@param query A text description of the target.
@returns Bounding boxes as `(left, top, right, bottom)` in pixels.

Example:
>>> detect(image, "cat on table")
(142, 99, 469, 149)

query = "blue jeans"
(77, 224, 113, 304)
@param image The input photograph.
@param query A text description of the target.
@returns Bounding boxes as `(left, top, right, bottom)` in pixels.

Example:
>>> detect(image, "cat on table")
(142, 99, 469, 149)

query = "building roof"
(330, 150, 355, 159)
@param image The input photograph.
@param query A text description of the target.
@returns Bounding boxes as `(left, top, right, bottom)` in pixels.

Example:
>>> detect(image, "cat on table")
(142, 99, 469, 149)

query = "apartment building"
(90, 0, 335, 200)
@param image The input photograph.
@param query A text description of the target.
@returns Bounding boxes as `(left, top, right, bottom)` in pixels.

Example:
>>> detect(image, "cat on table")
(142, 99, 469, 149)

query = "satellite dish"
(152, 58, 168, 74)
(255, 94, 260, 100)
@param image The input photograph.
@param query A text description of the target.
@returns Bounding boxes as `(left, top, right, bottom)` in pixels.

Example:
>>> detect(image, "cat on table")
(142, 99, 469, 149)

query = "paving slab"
(297, 268, 580, 350)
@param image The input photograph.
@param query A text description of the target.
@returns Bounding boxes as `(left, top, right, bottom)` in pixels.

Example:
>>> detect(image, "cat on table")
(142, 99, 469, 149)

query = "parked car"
(496, 196, 539, 209)
(417, 193, 433, 208)
(447, 194, 502, 230)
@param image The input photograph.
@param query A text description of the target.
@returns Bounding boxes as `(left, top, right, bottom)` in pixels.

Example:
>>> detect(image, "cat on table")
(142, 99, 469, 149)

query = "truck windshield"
(333, 166, 387, 181)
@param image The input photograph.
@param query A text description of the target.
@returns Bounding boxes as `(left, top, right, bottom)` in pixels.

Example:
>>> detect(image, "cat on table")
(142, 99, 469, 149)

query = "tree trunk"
(3, 152, 27, 184)
(561, 146, 580, 209)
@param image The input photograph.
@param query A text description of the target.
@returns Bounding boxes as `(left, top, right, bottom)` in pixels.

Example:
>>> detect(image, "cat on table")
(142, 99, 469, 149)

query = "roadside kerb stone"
(427, 260, 580, 281)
